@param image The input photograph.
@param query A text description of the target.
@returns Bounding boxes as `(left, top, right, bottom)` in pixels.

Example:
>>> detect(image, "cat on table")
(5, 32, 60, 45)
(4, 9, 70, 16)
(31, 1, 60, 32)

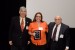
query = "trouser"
(50, 41, 58, 50)
(11, 45, 27, 50)
(30, 43, 46, 50)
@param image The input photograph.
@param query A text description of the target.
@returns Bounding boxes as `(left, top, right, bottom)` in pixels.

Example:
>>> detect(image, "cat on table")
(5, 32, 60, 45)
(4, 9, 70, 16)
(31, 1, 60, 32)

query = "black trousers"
(50, 41, 58, 50)
(30, 43, 46, 50)
(50, 41, 65, 50)
(11, 45, 27, 50)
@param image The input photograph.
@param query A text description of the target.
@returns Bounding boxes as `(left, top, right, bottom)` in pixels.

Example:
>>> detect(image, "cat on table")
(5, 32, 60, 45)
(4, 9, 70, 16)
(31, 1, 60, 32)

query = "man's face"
(19, 8, 27, 18)
(55, 16, 62, 25)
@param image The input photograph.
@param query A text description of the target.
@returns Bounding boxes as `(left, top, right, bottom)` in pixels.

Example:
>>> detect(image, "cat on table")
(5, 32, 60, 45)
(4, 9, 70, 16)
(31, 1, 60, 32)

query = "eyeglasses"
(36, 16, 41, 17)
(55, 19, 61, 20)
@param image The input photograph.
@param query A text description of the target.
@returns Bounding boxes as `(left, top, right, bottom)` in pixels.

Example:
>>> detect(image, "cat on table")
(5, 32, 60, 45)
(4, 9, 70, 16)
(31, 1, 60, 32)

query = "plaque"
(34, 30, 41, 40)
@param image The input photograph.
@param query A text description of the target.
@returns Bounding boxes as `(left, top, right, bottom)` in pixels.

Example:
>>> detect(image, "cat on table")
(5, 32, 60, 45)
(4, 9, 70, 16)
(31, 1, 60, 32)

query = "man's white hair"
(19, 6, 26, 11)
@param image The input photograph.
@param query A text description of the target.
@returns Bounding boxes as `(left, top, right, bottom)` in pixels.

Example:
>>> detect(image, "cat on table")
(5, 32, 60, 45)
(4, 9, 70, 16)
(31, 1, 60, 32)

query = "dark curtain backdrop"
(3, 0, 75, 50)
(2, 0, 26, 50)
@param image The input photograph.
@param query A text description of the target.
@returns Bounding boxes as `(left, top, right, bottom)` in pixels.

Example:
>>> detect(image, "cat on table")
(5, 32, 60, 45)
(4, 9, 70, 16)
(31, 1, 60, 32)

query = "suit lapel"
(17, 17, 22, 32)
(15, 16, 22, 32)
(23, 17, 29, 31)
(50, 23, 55, 37)
(23, 17, 27, 30)
(58, 23, 64, 38)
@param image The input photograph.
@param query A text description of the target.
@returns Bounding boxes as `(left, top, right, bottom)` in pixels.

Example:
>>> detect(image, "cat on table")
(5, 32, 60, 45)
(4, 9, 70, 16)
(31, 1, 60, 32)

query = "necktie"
(20, 18, 24, 32)
(52, 25, 58, 41)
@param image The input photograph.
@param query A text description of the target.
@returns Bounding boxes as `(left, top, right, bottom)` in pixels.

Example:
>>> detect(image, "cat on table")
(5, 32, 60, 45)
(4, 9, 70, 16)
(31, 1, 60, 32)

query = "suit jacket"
(47, 22, 70, 50)
(9, 16, 32, 47)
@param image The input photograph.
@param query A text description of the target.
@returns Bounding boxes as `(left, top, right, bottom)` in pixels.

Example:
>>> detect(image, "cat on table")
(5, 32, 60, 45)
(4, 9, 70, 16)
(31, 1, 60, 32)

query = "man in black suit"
(47, 16, 70, 50)
(9, 6, 32, 50)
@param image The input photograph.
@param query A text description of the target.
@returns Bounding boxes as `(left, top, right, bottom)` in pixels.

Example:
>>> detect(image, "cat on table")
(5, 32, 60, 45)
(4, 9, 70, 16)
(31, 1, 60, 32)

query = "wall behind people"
(27, 0, 75, 28)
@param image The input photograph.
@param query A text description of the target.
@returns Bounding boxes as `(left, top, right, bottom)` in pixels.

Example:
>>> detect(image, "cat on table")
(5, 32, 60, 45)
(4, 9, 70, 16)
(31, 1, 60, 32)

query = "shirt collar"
(20, 16, 25, 20)
(55, 24, 61, 27)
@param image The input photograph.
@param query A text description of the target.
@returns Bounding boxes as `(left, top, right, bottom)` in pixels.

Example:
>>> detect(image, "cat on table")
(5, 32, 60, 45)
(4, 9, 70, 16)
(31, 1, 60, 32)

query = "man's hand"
(32, 33, 35, 36)
(65, 46, 69, 50)
(9, 41, 13, 45)
(28, 41, 30, 44)
(29, 32, 35, 36)
(65, 48, 68, 50)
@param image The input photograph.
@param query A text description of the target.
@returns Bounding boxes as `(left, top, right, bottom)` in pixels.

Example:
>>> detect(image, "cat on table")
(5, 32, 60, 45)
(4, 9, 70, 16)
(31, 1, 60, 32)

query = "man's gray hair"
(19, 6, 26, 11)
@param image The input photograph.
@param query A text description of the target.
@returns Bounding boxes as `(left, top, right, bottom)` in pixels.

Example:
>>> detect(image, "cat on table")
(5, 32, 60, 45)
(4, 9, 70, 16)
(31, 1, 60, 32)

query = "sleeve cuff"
(66, 46, 69, 49)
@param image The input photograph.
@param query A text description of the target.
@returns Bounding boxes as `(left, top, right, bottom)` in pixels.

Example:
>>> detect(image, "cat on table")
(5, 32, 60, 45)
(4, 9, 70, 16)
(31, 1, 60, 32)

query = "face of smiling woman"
(35, 14, 42, 22)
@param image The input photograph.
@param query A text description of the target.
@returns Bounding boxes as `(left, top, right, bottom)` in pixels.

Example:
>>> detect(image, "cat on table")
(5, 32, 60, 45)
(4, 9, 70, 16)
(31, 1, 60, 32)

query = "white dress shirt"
(20, 17, 25, 27)
(52, 24, 61, 41)
(52, 24, 69, 49)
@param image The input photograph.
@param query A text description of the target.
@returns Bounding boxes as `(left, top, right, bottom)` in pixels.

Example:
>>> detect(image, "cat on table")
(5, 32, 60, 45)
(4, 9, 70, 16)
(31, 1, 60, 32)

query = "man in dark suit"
(9, 6, 32, 50)
(47, 16, 70, 50)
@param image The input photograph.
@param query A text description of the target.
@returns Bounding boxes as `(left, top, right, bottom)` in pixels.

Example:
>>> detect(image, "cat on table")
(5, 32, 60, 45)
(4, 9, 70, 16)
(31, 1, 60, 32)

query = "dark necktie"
(52, 25, 58, 41)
